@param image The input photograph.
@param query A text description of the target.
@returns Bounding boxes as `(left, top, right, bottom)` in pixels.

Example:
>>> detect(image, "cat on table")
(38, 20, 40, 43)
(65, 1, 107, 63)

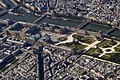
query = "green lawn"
(116, 44, 120, 47)
(101, 54, 113, 60)
(72, 35, 83, 41)
(59, 42, 87, 52)
(108, 40, 117, 46)
(70, 44, 87, 52)
(58, 37, 120, 64)
(109, 54, 120, 64)
(58, 37, 67, 41)
(115, 44, 120, 53)
(81, 37, 95, 44)
(85, 48, 96, 55)
(85, 48, 102, 57)
(85, 47, 120, 64)
(115, 47, 120, 52)
(84, 38, 120, 64)
(97, 39, 110, 47)
(97, 39, 117, 48)
(73, 35, 95, 44)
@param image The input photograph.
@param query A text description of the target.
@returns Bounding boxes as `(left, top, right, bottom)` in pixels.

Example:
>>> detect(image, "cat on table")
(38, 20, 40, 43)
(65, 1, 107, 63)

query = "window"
(6, 31, 11, 36)
(16, 33, 19, 36)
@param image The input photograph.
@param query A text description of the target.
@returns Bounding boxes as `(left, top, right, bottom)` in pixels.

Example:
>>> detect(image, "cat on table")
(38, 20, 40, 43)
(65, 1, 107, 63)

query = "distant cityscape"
(0, 0, 120, 80)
